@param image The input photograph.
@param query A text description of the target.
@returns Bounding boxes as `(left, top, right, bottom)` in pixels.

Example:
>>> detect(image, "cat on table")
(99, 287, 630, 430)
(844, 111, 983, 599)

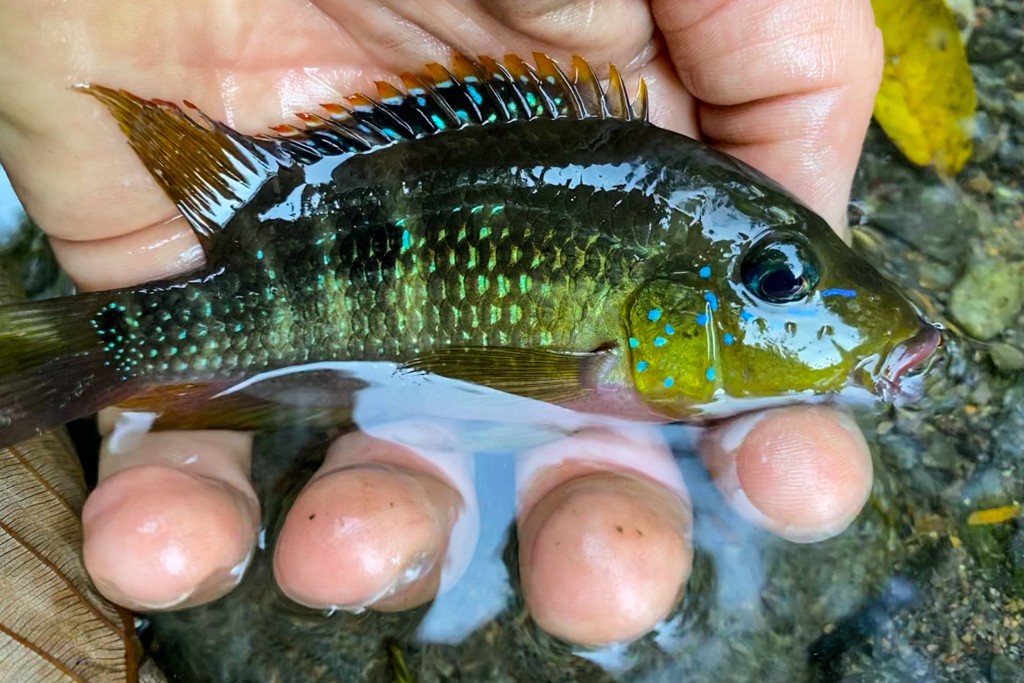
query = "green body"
(113, 119, 655, 378)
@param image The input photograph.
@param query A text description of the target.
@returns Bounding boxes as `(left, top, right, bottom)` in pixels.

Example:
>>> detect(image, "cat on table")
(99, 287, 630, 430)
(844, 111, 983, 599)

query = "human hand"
(0, 0, 882, 645)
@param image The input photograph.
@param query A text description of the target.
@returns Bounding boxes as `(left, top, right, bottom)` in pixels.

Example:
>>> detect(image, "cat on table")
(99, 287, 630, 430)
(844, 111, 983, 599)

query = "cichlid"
(0, 53, 940, 449)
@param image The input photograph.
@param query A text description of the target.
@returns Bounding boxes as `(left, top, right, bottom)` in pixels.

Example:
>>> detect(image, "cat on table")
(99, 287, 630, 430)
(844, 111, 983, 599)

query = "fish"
(0, 53, 941, 449)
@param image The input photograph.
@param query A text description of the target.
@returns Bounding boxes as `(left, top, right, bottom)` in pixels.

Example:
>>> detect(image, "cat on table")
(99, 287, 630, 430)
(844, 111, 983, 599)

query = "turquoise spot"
(706, 367, 716, 381)
(664, 324, 675, 335)
(699, 266, 712, 279)
(740, 310, 755, 322)
(696, 313, 709, 326)
(704, 293, 719, 311)
(636, 361, 649, 373)
(653, 336, 667, 347)
(822, 288, 857, 298)
(628, 337, 640, 349)
(256, 250, 264, 260)
(664, 377, 675, 388)
(466, 85, 484, 105)
(401, 230, 412, 251)
(430, 113, 447, 129)
(724, 333, 735, 345)
(648, 308, 662, 322)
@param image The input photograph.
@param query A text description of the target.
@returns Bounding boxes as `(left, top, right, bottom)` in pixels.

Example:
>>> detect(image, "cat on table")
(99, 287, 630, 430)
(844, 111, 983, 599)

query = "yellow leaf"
(967, 503, 1021, 526)
(871, 0, 977, 175)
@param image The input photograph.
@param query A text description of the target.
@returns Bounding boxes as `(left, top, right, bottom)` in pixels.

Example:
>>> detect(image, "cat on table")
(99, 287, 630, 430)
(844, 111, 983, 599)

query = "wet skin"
(0, 0, 883, 646)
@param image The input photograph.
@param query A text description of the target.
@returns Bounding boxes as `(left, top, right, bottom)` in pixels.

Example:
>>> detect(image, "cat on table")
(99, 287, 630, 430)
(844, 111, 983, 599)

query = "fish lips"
(870, 323, 944, 402)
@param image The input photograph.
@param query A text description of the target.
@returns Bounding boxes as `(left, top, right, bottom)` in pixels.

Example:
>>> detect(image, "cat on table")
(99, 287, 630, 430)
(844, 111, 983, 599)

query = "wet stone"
(961, 468, 1011, 504)
(970, 111, 1002, 164)
(1012, 527, 1024, 569)
(968, 31, 1018, 64)
(922, 439, 960, 472)
(949, 259, 1022, 340)
(868, 185, 980, 262)
(991, 653, 1024, 683)
(990, 343, 1024, 372)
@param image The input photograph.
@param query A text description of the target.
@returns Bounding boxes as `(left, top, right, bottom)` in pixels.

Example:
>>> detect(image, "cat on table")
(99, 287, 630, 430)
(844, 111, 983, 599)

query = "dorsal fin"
(279, 53, 649, 154)
(81, 54, 648, 251)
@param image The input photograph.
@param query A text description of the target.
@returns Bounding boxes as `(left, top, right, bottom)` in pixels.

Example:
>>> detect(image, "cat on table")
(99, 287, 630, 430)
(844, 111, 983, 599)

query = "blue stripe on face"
(821, 288, 857, 298)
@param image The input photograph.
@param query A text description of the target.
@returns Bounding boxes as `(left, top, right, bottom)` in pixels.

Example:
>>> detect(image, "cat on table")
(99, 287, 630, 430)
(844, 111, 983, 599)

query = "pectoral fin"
(402, 346, 613, 405)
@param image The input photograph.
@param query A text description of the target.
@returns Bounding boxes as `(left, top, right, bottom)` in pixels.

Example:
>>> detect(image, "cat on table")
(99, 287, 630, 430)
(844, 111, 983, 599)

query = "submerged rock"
(950, 258, 1022, 339)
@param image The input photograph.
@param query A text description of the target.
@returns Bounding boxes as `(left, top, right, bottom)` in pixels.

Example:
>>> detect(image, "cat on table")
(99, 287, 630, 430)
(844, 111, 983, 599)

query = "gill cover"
(626, 279, 722, 411)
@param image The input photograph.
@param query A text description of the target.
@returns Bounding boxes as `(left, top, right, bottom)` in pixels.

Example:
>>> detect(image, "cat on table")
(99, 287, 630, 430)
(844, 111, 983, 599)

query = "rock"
(949, 259, 1022, 340)
(968, 31, 1015, 63)
(990, 653, 1024, 683)
(923, 439, 960, 471)
(997, 138, 1024, 173)
(1011, 527, 1024, 569)
(964, 171, 994, 195)
(970, 111, 1002, 164)
(989, 343, 1024, 372)
(1007, 96, 1024, 126)
(869, 185, 980, 262)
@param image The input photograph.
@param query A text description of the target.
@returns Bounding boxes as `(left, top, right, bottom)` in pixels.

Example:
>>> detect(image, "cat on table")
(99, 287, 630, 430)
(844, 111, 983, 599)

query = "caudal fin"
(0, 295, 127, 448)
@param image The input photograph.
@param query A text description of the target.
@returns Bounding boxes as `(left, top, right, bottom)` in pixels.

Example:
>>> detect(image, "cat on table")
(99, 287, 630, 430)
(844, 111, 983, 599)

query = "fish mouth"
(873, 323, 943, 401)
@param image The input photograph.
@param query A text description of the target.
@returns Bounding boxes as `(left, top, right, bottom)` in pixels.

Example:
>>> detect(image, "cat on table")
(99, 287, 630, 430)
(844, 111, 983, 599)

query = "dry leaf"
(871, 0, 977, 175)
(0, 264, 164, 682)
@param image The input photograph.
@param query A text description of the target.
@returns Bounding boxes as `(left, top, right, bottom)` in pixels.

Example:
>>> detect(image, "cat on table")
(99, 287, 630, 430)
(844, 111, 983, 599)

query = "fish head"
(624, 198, 941, 419)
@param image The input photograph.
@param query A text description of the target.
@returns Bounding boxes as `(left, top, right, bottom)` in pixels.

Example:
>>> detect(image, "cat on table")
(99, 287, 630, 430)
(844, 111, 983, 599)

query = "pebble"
(1012, 527, 1024, 569)
(949, 259, 1022, 339)
(964, 171, 995, 195)
(969, 32, 1015, 63)
(923, 439, 961, 471)
(990, 653, 1024, 682)
(989, 343, 1024, 372)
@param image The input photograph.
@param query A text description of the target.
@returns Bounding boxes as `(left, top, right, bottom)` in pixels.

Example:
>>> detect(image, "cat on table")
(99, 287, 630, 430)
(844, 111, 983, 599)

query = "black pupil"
(760, 266, 803, 299)
(741, 240, 819, 303)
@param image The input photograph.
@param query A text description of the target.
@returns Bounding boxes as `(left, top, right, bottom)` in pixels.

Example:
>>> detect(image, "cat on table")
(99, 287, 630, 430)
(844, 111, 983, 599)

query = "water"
(0, 166, 23, 244)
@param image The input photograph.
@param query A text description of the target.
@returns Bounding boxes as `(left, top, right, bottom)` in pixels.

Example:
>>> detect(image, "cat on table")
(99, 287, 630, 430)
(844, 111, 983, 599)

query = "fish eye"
(740, 238, 820, 304)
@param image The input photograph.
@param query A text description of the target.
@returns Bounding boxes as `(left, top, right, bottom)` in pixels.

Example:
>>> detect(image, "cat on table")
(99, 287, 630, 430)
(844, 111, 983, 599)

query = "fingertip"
(82, 465, 258, 610)
(519, 474, 692, 646)
(703, 406, 873, 542)
(273, 464, 458, 612)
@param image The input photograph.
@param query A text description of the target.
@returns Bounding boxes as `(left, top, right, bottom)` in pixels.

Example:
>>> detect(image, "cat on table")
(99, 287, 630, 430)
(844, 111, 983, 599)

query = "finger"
(273, 422, 475, 612)
(82, 428, 259, 611)
(479, 0, 654, 60)
(516, 427, 692, 646)
(653, 0, 883, 230)
(701, 406, 873, 543)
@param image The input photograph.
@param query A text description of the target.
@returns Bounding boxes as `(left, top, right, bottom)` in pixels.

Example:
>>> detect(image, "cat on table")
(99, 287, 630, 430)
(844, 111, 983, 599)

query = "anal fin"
(115, 370, 367, 433)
